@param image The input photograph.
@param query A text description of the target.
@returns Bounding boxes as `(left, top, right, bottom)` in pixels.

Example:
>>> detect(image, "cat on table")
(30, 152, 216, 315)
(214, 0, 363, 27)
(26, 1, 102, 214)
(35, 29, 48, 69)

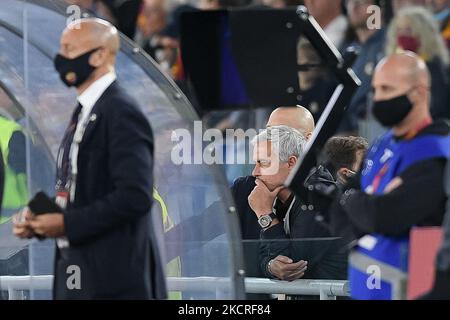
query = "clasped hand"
(13, 208, 65, 239)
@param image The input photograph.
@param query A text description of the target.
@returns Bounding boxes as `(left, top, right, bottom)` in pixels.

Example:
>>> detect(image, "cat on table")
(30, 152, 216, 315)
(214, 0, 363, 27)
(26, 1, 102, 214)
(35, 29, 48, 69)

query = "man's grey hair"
(252, 125, 306, 162)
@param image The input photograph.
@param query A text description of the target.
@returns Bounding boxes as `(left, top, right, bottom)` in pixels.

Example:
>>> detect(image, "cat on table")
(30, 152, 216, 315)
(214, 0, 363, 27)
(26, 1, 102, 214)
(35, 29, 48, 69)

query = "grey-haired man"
(248, 126, 348, 284)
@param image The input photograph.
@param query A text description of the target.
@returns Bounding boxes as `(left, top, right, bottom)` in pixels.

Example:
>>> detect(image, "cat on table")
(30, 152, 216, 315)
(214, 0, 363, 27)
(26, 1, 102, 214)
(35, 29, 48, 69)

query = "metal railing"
(0, 275, 349, 300)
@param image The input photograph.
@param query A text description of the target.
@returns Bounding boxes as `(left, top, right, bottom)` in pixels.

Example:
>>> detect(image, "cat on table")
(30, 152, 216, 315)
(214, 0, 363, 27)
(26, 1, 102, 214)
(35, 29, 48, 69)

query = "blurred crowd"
(66, 0, 449, 140)
(64, 0, 450, 189)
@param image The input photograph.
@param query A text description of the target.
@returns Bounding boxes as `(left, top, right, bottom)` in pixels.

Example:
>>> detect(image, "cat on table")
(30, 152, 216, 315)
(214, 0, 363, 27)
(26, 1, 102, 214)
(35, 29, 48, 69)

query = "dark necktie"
(56, 103, 82, 191)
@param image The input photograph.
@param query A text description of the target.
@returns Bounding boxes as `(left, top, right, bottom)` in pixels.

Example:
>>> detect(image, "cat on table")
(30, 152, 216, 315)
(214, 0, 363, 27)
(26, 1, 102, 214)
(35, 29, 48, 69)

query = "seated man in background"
(233, 105, 315, 242)
(266, 106, 315, 139)
(231, 106, 315, 285)
(248, 126, 348, 285)
(305, 136, 369, 222)
(164, 106, 316, 287)
(312, 136, 369, 186)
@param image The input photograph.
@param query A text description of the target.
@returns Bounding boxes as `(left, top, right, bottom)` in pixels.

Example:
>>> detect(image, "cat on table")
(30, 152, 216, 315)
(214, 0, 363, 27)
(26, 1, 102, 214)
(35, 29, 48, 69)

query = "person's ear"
(287, 156, 297, 169)
(337, 168, 350, 181)
(409, 85, 426, 105)
(408, 86, 418, 101)
(89, 48, 106, 68)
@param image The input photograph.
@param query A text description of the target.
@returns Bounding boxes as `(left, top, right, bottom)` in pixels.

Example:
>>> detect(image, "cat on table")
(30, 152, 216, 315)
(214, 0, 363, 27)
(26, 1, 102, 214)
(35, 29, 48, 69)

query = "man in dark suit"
(13, 18, 166, 299)
(225, 106, 316, 286)
(247, 126, 348, 283)
(235, 106, 315, 241)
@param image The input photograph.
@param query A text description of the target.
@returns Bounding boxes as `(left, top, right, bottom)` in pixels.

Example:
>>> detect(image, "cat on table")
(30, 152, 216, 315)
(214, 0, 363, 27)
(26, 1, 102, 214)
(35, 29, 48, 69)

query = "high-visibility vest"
(0, 215, 10, 224)
(153, 187, 182, 300)
(0, 117, 28, 214)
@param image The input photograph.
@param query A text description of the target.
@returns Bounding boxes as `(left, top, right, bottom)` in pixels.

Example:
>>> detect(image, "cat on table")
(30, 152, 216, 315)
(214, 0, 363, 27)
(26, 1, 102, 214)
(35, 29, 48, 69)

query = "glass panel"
(242, 238, 349, 300)
(0, 0, 242, 300)
(202, 35, 339, 185)
(296, 37, 339, 123)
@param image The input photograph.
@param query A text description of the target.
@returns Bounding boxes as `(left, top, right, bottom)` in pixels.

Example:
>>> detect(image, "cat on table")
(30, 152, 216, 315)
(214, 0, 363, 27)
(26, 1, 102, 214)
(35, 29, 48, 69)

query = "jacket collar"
(78, 80, 119, 147)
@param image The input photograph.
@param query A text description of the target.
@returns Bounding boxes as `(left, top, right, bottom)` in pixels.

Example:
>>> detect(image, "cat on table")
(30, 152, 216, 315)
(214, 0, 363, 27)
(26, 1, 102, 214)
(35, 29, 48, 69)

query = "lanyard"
(55, 105, 92, 205)
(55, 107, 93, 250)
(403, 117, 432, 140)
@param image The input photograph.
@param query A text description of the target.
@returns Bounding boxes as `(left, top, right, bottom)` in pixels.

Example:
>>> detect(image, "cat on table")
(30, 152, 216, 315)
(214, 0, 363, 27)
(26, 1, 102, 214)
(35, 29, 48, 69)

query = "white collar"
(272, 196, 296, 236)
(77, 72, 116, 119)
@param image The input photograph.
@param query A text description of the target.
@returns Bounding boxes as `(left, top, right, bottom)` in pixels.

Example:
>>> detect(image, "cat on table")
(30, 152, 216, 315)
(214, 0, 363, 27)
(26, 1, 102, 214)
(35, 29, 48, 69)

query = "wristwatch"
(258, 212, 278, 229)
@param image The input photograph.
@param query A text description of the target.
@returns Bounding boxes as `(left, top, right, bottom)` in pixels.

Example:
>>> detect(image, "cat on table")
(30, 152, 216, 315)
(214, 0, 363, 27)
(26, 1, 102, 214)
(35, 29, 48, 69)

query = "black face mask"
(372, 93, 414, 127)
(53, 47, 101, 87)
